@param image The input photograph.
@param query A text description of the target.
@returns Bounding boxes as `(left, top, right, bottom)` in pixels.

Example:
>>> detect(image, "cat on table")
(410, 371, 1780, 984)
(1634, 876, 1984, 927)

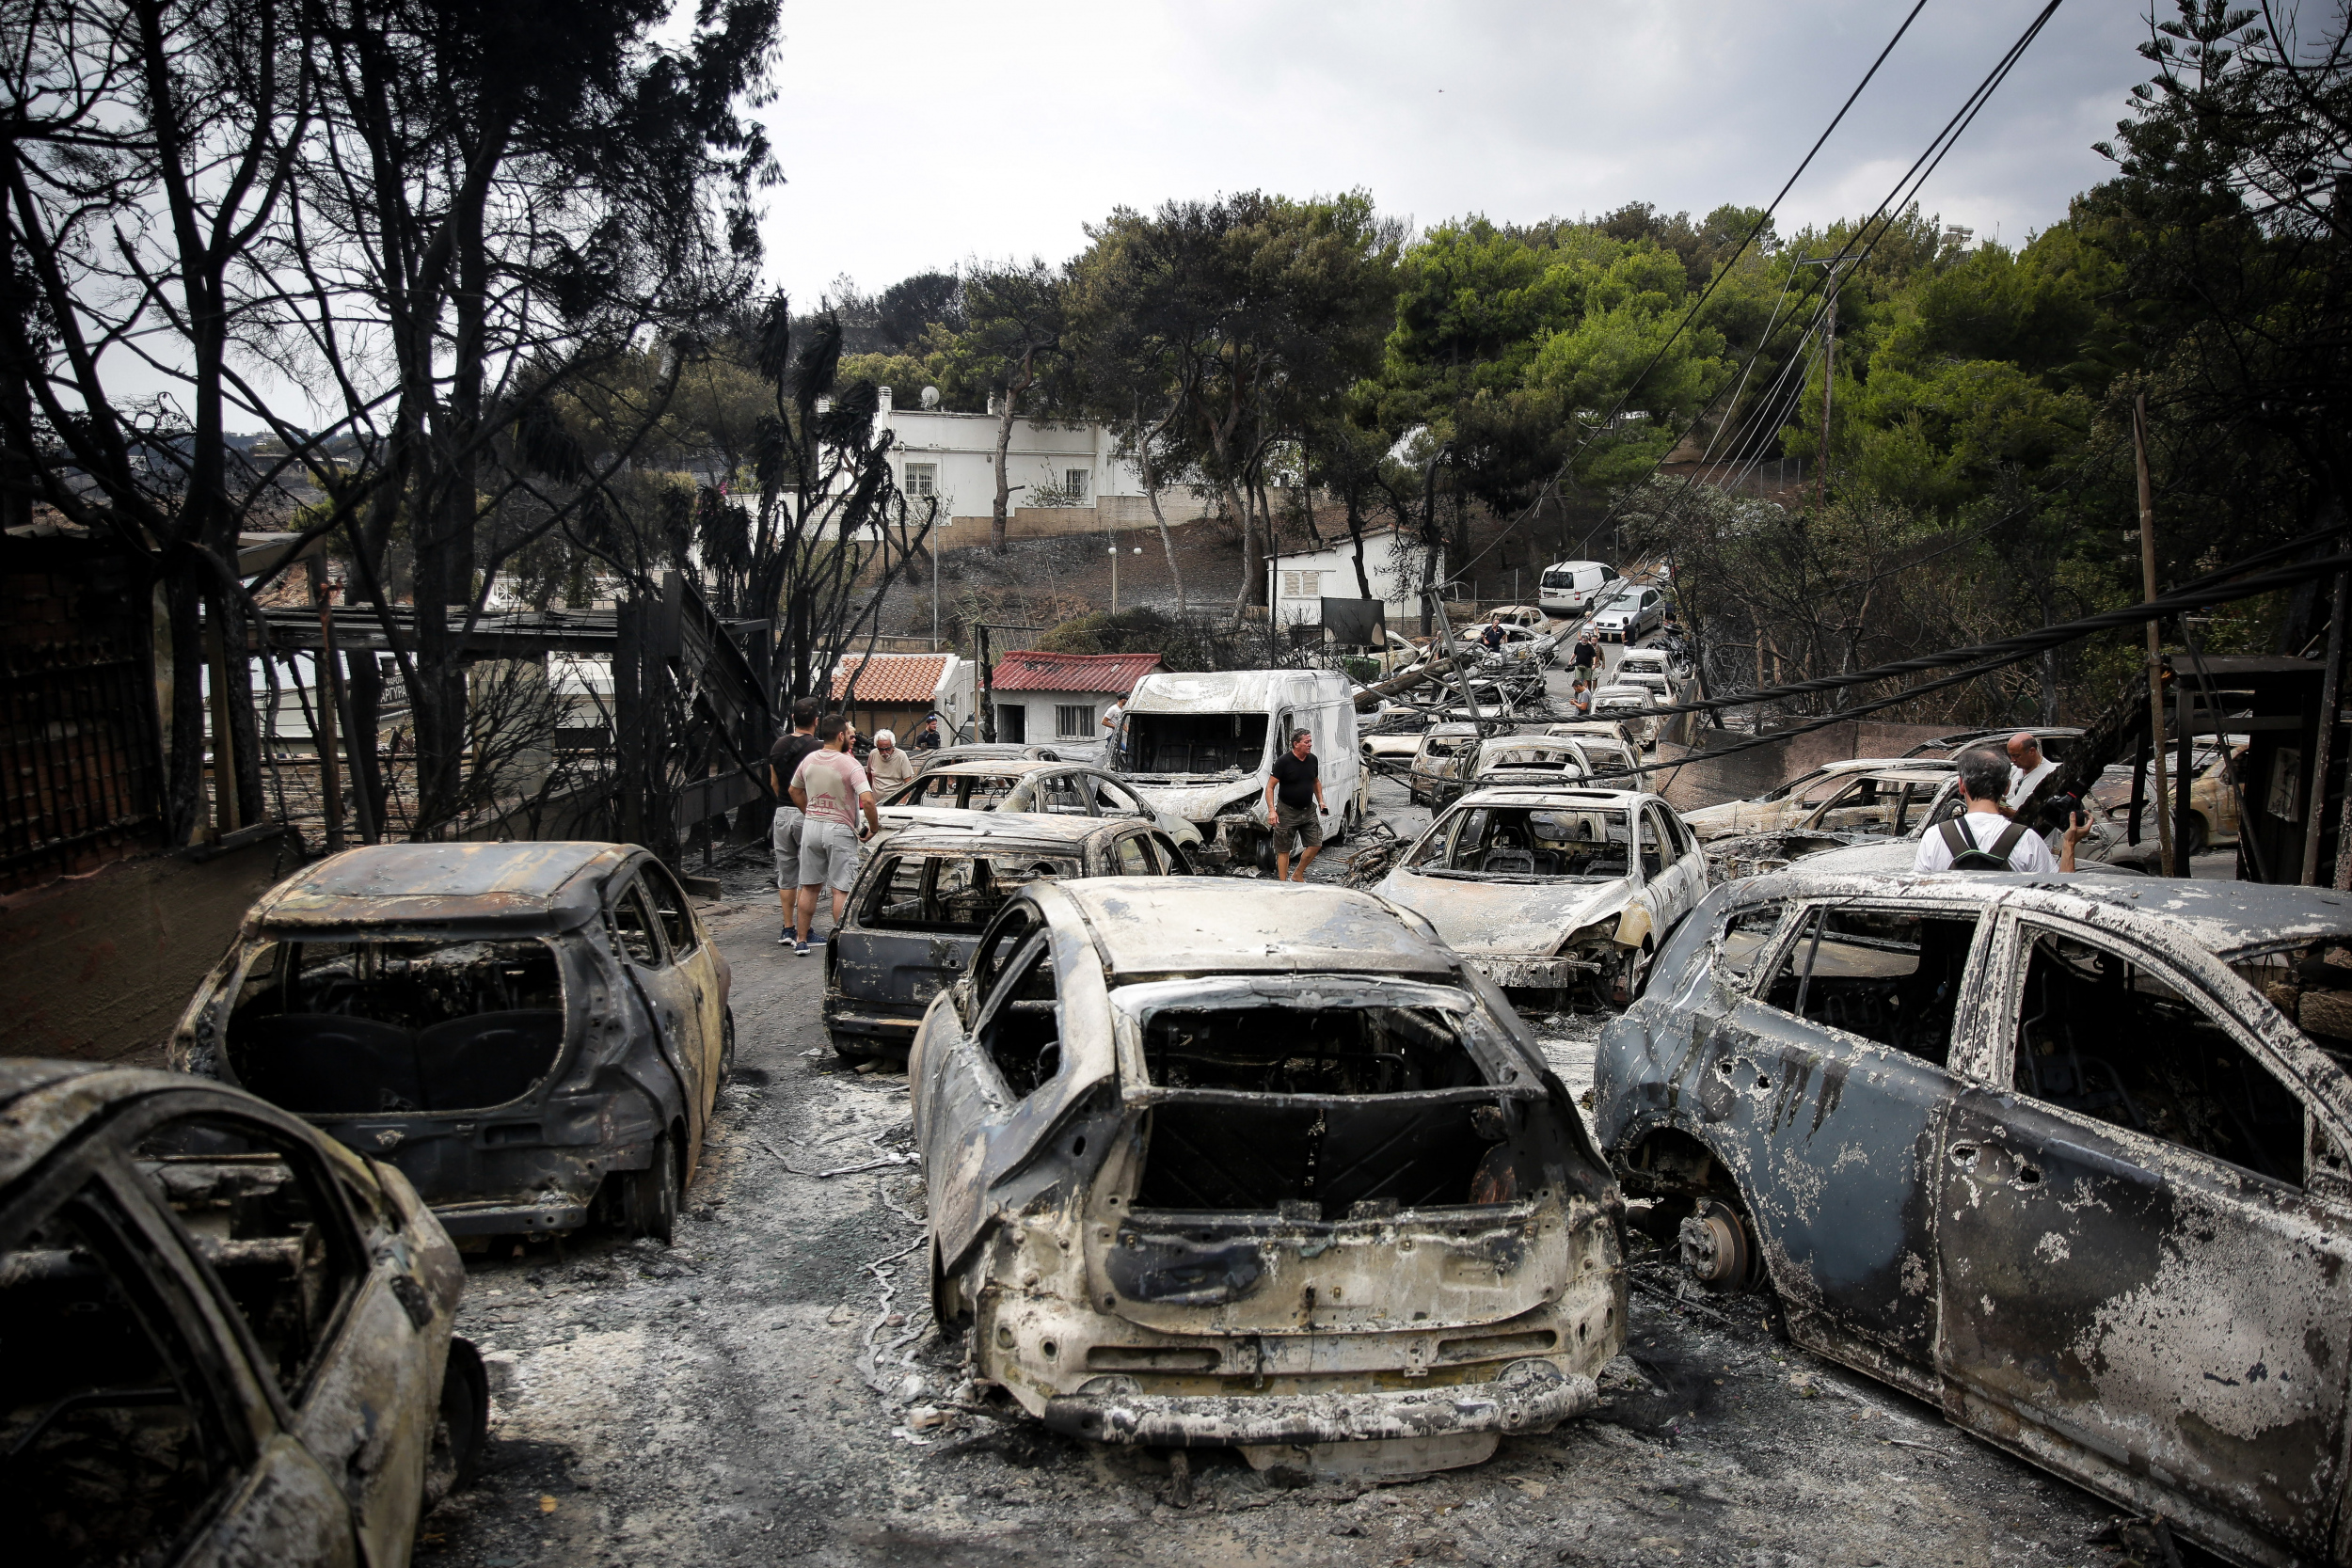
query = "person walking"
(913, 717, 943, 752)
(866, 728, 916, 791)
(768, 699, 821, 945)
(1263, 727, 1328, 882)
(1572, 632, 1598, 682)
(787, 714, 882, 955)
(1915, 745, 2090, 873)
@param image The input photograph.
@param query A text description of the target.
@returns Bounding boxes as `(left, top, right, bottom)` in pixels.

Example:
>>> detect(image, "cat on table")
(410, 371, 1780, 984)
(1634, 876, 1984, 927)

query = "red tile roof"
(831, 654, 949, 705)
(990, 650, 1165, 695)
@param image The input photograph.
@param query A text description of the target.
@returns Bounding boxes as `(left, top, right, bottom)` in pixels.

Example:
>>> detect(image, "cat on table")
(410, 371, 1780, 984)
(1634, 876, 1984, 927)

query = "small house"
(986, 650, 1166, 746)
(1269, 528, 1441, 640)
(829, 652, 976, 745)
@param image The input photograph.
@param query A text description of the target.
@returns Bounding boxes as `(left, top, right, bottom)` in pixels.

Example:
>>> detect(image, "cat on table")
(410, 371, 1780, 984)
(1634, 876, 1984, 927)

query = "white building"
(984, 650, 1167, 749)
(1269, 527, 1442, 634)
(867, 387, 1208, 531)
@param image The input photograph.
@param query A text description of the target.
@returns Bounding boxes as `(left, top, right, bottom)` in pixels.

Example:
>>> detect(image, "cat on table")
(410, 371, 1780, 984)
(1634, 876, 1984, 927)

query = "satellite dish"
(920, 386, 941, 409)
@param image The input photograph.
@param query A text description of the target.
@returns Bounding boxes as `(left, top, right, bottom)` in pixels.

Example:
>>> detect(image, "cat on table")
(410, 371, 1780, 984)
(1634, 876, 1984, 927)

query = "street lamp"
(1109, 544, 1140, 613)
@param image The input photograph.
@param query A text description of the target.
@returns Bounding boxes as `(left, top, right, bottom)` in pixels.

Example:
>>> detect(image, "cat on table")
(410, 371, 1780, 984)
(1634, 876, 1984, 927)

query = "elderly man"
(1263, 727, 1329, 882)
(2004, 731, 2058, 811)
(1917, 745, 2090, 873)
(866, 728, 916, 790)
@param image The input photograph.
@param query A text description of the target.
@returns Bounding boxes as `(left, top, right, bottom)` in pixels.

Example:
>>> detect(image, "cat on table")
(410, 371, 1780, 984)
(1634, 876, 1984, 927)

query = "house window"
(903, 462, 938, 497)
(1056, 704, 1093, 738)
(1282, 570, 1325, 598)
(1065, 468, 1089, 502)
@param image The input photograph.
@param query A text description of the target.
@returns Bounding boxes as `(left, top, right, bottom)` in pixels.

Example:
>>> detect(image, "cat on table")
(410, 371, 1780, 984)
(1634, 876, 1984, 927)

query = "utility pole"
(2313, 557, 2349, 882)
(309, 560, 343, 853)
(1793, 250, 1854, 512)
(2134, 393, 2175, 876)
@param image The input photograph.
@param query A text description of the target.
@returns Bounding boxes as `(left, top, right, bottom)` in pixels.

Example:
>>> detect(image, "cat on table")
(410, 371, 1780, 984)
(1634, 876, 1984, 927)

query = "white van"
(1116, 669, 1367, 868)
(1537, 560, 1620, 616)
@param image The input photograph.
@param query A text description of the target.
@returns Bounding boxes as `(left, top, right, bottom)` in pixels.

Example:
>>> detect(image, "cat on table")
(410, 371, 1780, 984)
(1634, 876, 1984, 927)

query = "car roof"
(1428, 721, 1481, 736)
(1451, 784, 1649, 809)
(0, 1063, 265, 1189)
(872, 815, 1127, 853)
(1730, 867, 2352, 959)
(249, 842, 633, 932)
(1045, 879, 1462, 981)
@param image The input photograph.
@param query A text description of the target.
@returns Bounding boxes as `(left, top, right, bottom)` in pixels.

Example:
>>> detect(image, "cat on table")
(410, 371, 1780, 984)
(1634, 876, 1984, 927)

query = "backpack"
(1940, 816, 2028, 871)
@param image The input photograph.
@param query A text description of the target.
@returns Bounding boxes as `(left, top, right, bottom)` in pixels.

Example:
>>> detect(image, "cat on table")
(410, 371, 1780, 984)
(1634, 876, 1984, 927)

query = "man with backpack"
(1915, 745, 2090, 873)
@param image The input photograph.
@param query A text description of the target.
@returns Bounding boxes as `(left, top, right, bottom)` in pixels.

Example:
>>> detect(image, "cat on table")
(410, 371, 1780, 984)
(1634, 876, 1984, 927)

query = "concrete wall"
(1650, 720, 1953, 814)
(0, 828, 303, 1066)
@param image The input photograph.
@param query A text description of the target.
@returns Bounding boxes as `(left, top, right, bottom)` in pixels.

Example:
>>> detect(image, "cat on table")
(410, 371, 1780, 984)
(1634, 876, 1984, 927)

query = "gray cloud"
(757, 1, 2158, 302)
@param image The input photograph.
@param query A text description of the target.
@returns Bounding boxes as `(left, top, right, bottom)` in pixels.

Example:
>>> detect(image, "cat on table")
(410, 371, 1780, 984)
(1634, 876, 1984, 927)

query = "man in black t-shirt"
(913, 717, 943, 752)
(768, 699, 822, 943)
(1263, 728, 1328, 882)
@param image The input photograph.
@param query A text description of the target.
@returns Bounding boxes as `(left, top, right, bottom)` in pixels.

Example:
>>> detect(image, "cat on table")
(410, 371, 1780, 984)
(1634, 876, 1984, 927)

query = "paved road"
(410, 828, 2134, 1568)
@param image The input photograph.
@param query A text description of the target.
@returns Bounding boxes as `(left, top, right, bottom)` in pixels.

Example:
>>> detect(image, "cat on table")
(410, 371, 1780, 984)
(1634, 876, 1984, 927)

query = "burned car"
(1679, 756, 1955, 843)
(1374, 785, 1708, 1008)
(1597, 869, 2352, 1568)
(0, 1060, 483, 1567)
(170, 842, 733, 1246)
(1463, 735, 1593, 790)
(824, 815, 1190, 1061)
(878, 759, 1204, 857)
(911, 879, 1624, 1478)
(1407, 721, 1486, 807)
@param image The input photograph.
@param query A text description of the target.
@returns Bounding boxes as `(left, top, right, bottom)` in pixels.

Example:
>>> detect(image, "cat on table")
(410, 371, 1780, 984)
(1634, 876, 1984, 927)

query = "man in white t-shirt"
(787, 714, 881, 956)
(2004, 731, 2059, 811)
(1916, 746, 2090, 874)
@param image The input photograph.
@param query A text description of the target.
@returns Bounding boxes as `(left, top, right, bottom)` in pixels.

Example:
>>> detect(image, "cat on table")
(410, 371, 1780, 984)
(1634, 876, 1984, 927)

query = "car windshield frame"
(1404, 800, 1638, 883)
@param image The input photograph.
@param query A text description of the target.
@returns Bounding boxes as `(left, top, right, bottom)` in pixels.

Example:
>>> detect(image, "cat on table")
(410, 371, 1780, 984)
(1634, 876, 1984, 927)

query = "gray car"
(170, 842, 734, 1246)
(1596, 868, 2352, 1567)
(0, 1061, 483, 1567)
(823, 815, 1192, 1062)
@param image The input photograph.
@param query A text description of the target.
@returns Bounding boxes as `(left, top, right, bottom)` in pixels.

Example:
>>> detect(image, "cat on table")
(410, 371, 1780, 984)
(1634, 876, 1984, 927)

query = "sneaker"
(792, 941, 811, 957)
(778, 926, 792, 945)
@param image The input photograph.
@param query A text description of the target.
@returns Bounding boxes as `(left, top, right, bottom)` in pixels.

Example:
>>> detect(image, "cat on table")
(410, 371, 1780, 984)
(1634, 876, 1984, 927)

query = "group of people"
(1913, 731, 2093, 875)
(765, 703, 945, 954)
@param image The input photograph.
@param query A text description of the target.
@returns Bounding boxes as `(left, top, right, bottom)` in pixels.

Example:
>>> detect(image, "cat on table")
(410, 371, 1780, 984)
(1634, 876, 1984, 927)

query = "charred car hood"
(1123, 776, 1261, 822)
(1373, 868, 1634, 956)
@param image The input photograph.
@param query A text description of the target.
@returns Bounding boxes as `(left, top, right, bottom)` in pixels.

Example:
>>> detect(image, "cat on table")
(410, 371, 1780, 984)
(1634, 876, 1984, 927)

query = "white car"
(1614, 647, 1683, 693)
(1545, 725, 1645, 787)
(1589, 585, 1666, 643)
(1587, 684, 1661, 748)
(1466, 735, 1592, 789)
(1537, 560, 1622, 616)
(1374, 784, 1709, 1006)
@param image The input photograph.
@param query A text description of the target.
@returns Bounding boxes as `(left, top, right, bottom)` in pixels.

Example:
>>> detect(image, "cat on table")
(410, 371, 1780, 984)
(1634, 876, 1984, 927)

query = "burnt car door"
(4, 1136, 360, 1567)
(1699, 897, 1994, 1394)
(119, 1097, 438, 1568)
(836, 851, 978, 1015)
(608, 869, 708, 1172)
(1936, 917, 2352, 1560)
(642, 861, 727, 1113)
(916, 911, 1069, 1270)
(1633, 803, 1705, 946)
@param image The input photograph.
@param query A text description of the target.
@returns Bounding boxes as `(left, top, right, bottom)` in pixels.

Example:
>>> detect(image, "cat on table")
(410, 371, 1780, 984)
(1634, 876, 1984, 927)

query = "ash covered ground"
(413, 782, 2173, 1568)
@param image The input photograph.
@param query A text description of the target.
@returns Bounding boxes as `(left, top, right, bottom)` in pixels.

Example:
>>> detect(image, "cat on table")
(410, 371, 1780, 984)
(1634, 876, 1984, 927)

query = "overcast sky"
(755, 1, 2158, 305)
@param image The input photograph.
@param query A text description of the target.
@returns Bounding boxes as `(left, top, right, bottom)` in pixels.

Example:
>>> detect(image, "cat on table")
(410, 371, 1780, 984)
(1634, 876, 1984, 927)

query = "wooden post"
(2176, 680, 2195, 868)
(204, 622, 241, 837)
(2306, 565, 2348, 882)
(2134, 394, 2174, 875)
(308, 562, 344, 852)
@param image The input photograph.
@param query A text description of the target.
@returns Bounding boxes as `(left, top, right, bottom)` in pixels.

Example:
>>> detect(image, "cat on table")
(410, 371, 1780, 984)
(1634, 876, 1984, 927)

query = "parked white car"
(1537, 560, 1622, 617)
(1589, 584, 1667, 643)
(1374, 784, 1709, 1006)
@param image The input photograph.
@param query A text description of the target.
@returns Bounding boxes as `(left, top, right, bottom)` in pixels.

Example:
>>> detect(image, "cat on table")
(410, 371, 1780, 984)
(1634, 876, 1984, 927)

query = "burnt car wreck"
(912, 879, 1625, 1478)
(169, 843, 734, 1245)
(1597, 868, 2352, 1568)
(0, 1062, 483, 1567)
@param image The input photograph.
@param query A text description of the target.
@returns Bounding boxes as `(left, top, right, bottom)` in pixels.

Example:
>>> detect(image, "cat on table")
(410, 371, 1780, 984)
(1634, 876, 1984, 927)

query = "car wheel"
(719, 1007, 738, 1082)
(420, 1337, 488, 1515)
(1679, 1195, 1759, 1293)
(2183, 813, 2210, 857)
(624, 1129, 679, 1244)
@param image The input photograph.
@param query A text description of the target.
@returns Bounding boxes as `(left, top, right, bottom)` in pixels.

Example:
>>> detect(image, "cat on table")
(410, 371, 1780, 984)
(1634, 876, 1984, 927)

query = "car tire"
(2183, 813, 2210, 857)
(719, 1006, 738, 1082)
(624, 1129, 679, 1244)
(420, 1337, 489, 1515)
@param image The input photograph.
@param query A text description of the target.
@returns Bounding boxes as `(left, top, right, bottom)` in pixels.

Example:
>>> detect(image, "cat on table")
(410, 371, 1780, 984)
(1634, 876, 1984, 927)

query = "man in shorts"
(768, 699, 821, 944)
(1263, 727, 1328, 882)
(787, 713, 882, 955)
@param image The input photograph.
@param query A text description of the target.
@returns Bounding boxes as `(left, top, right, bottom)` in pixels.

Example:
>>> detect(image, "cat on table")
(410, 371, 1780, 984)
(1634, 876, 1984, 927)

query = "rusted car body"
(0, 1061, 482, 1567)
(1680, 757, 1956, 843)
(911, 879, 1625, 1478)
(1374, 785, 1708, 1006)
(1407, 721, 1485, 807)
(1464, 736, 1592, 791)
(878, 759, 1205, 856)
(170, 842, 732, 1246)
(1597, 869, 2352, 1568)
(823, 815, 1188, 1061)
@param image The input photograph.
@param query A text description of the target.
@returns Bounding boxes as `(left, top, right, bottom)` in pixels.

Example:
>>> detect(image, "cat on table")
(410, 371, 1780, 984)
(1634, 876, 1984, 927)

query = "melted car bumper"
(1463, 954, 1603, 989)
(1041, 1369, 1597, 1449)
(431, 1196, 591, 1235)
